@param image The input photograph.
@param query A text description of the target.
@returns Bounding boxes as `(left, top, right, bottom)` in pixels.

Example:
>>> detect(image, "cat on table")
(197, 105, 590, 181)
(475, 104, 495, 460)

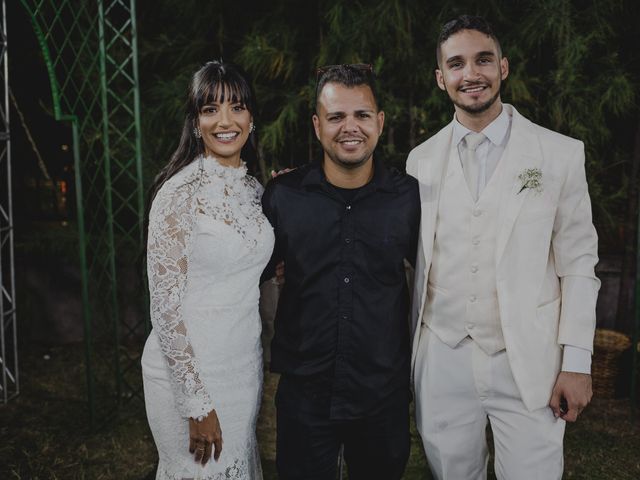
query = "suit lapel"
(495, 105, 545, 265)
(410, 122, 453, 370)
(419, 122, 454, 267)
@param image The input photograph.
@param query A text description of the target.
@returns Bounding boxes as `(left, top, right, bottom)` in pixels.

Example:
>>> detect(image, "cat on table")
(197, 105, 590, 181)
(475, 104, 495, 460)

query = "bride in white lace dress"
(142, 61, 274, 480)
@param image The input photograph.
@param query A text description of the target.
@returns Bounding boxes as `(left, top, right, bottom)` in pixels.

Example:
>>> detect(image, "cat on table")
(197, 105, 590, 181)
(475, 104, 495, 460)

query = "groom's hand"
(549, 372, 592, 422)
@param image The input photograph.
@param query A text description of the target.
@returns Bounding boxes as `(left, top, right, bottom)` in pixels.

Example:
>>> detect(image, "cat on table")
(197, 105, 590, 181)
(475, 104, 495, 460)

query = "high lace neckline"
(198, 155, 247, 180)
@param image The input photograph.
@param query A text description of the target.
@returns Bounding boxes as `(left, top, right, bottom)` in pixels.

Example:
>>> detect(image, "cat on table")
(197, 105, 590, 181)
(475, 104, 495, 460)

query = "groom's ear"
(435, 69, 446, 91)
(500, 57, 509, 81)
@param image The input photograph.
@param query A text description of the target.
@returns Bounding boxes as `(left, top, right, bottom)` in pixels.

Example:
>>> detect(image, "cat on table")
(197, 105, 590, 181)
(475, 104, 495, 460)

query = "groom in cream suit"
(407, 15, 600, 479)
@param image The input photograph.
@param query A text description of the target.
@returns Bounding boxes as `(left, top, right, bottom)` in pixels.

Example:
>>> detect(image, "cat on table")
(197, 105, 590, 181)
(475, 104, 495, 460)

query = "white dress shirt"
(452, 106, 591, 374)
(454, 106, 511, 201)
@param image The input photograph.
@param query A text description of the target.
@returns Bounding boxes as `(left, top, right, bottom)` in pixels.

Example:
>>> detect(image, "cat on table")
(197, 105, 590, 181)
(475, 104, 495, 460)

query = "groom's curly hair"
(436, 15, 502, 68)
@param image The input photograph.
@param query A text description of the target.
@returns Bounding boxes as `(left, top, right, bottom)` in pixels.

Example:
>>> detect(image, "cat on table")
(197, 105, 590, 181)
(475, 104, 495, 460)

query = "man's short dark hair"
(436, 15, 502, 68)
(315, 64, 379, 112)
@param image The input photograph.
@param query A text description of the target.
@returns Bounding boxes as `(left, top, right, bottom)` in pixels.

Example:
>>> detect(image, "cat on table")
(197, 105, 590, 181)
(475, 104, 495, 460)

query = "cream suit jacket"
(406, 104, 600, 411)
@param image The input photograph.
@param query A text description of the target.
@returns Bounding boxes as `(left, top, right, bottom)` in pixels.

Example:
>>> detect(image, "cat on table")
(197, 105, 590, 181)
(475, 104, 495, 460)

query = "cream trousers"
(414, 326, 565, 480)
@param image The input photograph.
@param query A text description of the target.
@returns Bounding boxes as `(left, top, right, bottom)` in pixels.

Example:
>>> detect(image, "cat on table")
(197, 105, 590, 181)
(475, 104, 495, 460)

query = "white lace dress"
(142, 155, 274, 480)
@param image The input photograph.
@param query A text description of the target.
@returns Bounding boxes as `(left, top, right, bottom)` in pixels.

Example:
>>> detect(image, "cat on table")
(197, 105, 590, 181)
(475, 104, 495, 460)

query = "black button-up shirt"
(262, 158, 420, 419)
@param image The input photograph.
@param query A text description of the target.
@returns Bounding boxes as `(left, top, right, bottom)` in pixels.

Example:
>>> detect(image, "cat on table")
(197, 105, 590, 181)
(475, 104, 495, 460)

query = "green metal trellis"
(1, 0, 19, 406)
(20, 0, 146, 427)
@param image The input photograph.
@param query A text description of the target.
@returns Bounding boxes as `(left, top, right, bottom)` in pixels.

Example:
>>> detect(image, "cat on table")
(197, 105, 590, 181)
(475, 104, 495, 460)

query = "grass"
(1, 343, 639, 479)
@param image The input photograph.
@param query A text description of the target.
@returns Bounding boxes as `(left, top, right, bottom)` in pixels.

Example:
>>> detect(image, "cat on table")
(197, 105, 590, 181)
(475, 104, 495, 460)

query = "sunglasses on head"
(315, 63, 373, 79)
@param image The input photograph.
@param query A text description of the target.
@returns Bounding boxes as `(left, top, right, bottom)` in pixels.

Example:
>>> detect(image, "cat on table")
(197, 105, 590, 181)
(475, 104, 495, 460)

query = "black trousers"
(275, 375, 410, 480)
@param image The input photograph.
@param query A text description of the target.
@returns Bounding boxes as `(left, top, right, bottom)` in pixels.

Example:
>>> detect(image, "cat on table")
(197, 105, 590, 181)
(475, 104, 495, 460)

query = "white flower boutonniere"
(517, 168, 543, 194)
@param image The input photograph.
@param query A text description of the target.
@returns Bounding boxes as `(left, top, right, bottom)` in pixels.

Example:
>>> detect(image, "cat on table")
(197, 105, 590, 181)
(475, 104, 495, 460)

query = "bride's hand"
(188, 409, 223, 465)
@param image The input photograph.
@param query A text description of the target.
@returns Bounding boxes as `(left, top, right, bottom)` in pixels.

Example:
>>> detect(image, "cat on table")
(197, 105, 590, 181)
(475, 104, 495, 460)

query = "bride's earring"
(249, 122, 255, 133)
(193, 126, 202, 138)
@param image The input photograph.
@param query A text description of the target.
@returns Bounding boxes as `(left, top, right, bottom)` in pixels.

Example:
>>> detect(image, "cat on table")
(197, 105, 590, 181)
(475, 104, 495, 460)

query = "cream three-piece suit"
(406, 104, 600, 479)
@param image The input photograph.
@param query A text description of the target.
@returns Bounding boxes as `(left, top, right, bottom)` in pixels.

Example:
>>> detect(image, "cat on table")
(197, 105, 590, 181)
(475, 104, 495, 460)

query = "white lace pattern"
(143, 155, 273, 479)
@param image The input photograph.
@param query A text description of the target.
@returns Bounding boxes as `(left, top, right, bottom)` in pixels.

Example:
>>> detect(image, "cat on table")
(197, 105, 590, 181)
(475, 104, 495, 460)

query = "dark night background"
(2, 1, 640, 478)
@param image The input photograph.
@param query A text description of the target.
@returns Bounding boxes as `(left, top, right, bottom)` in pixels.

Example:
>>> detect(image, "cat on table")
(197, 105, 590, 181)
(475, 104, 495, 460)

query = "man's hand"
(268, 260, 284, 286)
(549, 372, 592, 422)
(275, 260, 285, 285)
(271, 167, 295, 178)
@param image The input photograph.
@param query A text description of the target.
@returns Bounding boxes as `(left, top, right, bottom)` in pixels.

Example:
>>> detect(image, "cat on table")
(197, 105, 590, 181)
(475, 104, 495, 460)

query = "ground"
(1, 343, 639, 479)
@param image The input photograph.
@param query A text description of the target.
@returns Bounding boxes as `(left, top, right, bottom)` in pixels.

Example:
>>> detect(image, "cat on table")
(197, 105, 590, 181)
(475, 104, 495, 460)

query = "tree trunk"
(616, 119, 640, 333)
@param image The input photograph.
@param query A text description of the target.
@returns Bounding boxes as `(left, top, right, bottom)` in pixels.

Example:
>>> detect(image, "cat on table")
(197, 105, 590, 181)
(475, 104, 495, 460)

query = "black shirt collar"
(300, 157, 397, 193)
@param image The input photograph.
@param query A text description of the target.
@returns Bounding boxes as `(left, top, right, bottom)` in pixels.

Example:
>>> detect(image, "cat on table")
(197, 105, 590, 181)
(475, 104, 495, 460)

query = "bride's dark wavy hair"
(149, 60, 259, 203)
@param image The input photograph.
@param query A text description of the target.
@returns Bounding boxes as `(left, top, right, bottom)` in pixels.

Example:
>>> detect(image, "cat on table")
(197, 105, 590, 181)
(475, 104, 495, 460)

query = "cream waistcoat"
(426, 142, 506, 355)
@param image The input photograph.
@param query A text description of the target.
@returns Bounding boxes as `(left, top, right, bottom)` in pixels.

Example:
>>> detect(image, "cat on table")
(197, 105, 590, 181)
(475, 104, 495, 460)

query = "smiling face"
(312, 82, 384, 171)
(197, 86, 252, 166)
(436, 29, 508, 123)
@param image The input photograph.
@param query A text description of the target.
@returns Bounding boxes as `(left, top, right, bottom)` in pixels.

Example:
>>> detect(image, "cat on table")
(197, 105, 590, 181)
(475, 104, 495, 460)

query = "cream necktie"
(462, 132, 487, 201)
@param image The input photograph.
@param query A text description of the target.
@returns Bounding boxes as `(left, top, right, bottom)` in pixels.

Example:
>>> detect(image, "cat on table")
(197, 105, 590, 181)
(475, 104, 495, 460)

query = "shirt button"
(472, 236, 480, 245)
(346, 205, 352, 211)
(473, 209, 482, 217)
(345, 238, 351, 244)
(342, 314, 348, 320)
(467, 323, 475, 330)
(344, 277, 350, 284)
(471, 265, 478, 273)
(469, 295, 477, 303)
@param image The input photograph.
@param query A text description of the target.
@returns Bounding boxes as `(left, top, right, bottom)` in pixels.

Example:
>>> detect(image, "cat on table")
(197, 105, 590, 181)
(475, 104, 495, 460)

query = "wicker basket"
(591, 329, 631, 398)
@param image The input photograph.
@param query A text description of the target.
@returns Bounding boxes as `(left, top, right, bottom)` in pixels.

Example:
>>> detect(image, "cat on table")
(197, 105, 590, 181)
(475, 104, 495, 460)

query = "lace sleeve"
(147, 179, 214, 420)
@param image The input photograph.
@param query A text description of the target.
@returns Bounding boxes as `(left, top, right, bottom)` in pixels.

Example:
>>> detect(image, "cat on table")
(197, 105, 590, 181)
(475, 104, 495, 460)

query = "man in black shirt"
(262, 64, 420, 480)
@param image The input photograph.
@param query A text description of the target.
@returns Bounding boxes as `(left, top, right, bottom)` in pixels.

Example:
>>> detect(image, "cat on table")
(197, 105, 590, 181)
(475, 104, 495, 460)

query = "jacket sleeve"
(552, 141, 600, 352)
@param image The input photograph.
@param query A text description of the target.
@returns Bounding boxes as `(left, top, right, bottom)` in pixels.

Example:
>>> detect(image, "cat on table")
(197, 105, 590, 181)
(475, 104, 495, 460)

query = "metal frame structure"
(19, 0, 146, 426)
(0, 0, 18, 405)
